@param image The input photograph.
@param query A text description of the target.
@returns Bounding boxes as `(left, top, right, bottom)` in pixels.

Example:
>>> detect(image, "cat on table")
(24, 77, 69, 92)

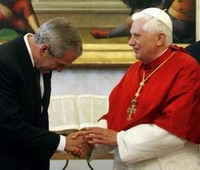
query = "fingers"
(84, 127, 106, 137)
(85, 133, 104, 141)
(71, 130, 85, 139)
(88, 139, 106, 145)
(66, 145, 85, 158)
(69, 145, 90, 158)
(72, 147, 84, 158)
(84, 128, 118, 146)
(65, 133, 92, 158)
(84, 128, 106, 145)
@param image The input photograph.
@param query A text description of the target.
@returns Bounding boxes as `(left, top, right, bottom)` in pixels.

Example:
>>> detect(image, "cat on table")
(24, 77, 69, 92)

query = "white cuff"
(56, 135, 66, 151)
(117, 124, 186, 164)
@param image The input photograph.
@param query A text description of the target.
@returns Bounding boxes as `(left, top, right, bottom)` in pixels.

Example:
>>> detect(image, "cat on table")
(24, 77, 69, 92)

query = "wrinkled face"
(128, 19, 158, 63)
(34, 49, 78, 74)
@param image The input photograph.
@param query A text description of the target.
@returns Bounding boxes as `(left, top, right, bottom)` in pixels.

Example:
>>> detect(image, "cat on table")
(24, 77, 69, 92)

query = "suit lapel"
(42, 73, 52, 112)
(14, 35, 52, 126)
(15, 36, 42, 124)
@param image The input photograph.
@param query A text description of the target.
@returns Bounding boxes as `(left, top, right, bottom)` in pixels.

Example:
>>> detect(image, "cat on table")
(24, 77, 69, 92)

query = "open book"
(48, 95, 108, 134)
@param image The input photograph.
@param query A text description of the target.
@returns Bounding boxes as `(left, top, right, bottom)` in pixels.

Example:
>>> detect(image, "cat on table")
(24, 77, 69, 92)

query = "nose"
(128, 36, 135, 46)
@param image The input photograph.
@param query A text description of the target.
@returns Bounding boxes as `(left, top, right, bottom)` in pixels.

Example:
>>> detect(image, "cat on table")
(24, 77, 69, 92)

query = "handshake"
(63, 127, 118, 159)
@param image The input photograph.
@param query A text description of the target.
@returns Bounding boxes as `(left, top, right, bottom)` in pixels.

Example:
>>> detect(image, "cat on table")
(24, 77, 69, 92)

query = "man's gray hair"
(34, 17, 83, 58)
(132, 12, 173, 46)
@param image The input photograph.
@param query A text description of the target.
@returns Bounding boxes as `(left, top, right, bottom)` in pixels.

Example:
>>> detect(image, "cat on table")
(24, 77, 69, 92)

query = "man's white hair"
(132, 8, 173, 46)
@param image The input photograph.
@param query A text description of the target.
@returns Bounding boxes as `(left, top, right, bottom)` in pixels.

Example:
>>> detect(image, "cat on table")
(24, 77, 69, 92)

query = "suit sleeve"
(0, 60, 60, 159)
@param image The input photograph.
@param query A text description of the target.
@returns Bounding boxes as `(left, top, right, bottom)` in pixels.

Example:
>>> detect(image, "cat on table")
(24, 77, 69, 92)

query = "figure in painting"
(90, 0, 196, 43)
(0, 0, 39, 35)
(168, 0, 196, 43)
(90, 0, 164, 39)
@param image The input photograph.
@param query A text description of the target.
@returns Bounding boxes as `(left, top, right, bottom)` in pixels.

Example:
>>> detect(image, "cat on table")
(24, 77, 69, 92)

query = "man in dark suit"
(0, 17, 88, 170)
(185, 41, 200, 63)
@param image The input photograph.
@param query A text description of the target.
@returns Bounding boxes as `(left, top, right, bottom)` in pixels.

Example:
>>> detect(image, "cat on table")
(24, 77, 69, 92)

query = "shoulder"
(174, 50, 199, 66)
(184, 42, 200, 63)
(185, 41, 200, 50)
(0, 36, 27, 69)
(170, 44, 199, 64)
(172, 51, 200, 82)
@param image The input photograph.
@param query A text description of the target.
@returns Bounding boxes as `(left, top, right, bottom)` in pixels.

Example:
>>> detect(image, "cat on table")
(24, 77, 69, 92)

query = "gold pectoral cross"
(127, 99, 137, 121)
(126, 77, 145, 121)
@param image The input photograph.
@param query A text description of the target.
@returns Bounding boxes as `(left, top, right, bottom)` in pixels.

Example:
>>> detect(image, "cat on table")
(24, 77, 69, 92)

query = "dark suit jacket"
(0, 35, 60, 170)
(185, 41, 200, 63)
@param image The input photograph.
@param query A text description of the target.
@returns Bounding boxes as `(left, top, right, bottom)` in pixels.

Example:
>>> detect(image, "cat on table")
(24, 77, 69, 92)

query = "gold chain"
(127, 51, 175, 121)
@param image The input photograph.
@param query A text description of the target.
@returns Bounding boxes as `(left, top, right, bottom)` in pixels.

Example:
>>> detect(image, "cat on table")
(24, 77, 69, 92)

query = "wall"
(51, 68, 126, 96)
(50, 160, 114, 170)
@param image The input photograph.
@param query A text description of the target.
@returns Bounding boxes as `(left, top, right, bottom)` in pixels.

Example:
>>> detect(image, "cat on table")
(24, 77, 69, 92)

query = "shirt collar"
(24, 33, 35, 67)
(143, 47, 173, 71)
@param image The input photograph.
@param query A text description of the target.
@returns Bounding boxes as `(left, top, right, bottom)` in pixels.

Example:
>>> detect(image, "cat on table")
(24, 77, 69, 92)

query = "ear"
(39, 44, 50, 54)
(156, 33, 165, 46)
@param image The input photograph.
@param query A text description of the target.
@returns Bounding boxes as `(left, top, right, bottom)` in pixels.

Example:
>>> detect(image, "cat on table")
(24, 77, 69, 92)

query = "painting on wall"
(0, 0, 39, 42)
(0, 0, 199, 66)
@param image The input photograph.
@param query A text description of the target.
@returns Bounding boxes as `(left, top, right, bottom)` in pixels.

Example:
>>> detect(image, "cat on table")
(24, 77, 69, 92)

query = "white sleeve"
(117, 124, 187, 164)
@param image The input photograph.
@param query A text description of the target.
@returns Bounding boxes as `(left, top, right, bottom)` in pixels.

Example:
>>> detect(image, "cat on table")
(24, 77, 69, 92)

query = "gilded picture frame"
(0, 0, 198, 67)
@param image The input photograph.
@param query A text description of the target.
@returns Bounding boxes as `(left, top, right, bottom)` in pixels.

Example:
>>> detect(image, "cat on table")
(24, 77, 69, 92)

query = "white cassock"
(89, 120, 200, 170)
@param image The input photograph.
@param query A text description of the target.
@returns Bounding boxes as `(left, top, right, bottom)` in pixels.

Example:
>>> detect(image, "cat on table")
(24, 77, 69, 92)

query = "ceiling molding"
(32, 0, 129, 12)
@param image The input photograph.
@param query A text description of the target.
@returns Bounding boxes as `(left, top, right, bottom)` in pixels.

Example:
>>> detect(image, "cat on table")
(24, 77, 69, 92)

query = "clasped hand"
(64, 127, 117, 158)
(64, 131, 91, 158)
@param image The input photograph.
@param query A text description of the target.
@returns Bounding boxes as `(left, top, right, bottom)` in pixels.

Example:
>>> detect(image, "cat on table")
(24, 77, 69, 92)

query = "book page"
(48, 95, 80, 132)
(77, 95, 108, 129)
